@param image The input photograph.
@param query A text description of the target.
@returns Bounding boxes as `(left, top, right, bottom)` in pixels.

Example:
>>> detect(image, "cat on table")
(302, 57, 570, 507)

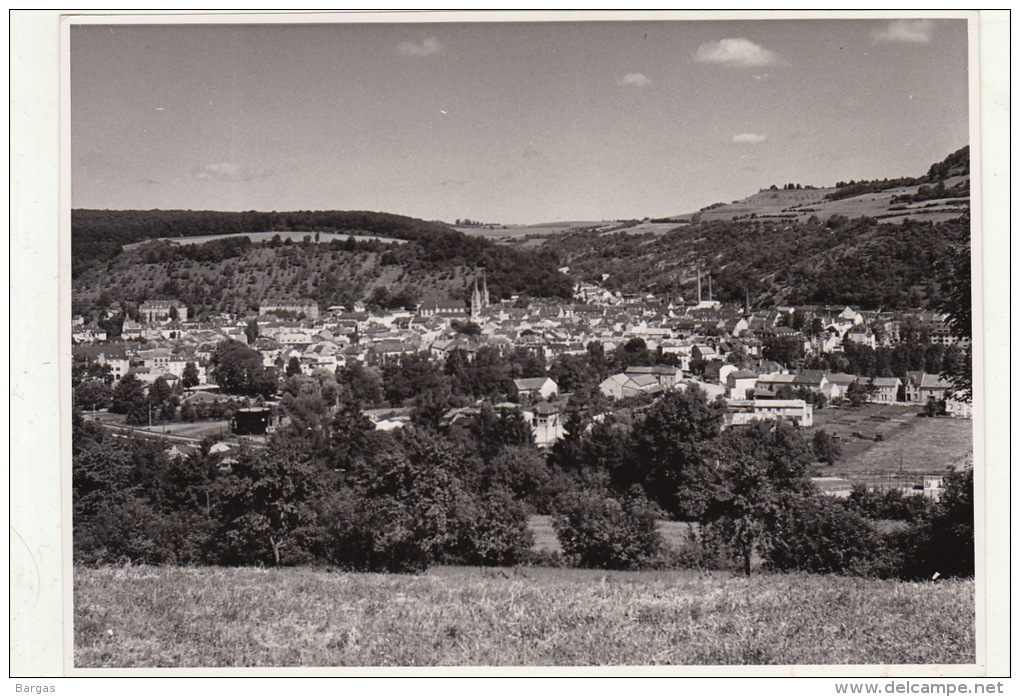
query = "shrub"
(762, 495, 884, 575)
(519, 548, 567, 568)
(553, 486, 664, 570)
(894, 468, 974, 580)
(655, 526, 732, 571)
(840, 483, 933, 523)
(442, 488, 535, 567)
(315, 491, 431, 574)
(812, 429, 842, 465)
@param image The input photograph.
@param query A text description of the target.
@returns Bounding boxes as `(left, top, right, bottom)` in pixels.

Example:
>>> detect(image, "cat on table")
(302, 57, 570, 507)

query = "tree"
(336, 362, 384, 407)
(627, 387, 726, 519)
(245, 318, 260, 344)
(763, 495, 883, 575)
(147, 376, 176, 424)
(286, 356, 303, 377)
(74, 379, 113, 412)
(72, 361, 114, 387)
(896, 468, 974, 579)
(111, 374, 147, 416)
(181, 362, 200, 389)
(762, 336, 803, 368)
(329, 400, 376, 470)
(811, 430, 842, 465)
(211, 340, 278, 398)
(845, 379, 875, 407)
(480, 446, 551, 507)
(808, 317, 825, 338)
(790, 308, 807, 331)
(381, 352, 447, 406)
(469, 403, 534, 460)
(553, 486, 664, 570)
(701, 421, 815, 576)
(347, 427, 532, 571)
(934, 228, 972, 400)
(212, 443, 326, 566)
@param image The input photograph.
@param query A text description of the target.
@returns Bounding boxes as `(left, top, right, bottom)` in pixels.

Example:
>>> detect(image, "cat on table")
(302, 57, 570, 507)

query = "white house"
(726, 399, 813, 428)
(512, 377, 558, 403)
(524, 401, 565, 448)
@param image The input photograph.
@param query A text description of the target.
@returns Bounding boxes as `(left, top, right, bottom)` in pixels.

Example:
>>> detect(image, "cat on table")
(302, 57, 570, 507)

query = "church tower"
(470, 269, 490, 318)
(471, 276, 482, 318)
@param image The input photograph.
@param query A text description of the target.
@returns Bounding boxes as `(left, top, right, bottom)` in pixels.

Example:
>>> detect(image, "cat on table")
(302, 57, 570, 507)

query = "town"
(72, 268, 971, 493)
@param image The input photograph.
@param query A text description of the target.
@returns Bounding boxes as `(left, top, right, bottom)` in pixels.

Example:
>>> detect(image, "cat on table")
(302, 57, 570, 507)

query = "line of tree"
(544, 388, 972, 578)
(74, 380, 973, 579)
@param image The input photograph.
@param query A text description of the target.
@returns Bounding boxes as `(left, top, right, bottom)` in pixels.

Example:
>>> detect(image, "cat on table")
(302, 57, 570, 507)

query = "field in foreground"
(74, 565, 974, 668)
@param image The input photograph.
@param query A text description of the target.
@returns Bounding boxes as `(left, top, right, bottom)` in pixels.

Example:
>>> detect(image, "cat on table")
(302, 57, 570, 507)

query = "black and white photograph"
(9, 9, 1010, 680)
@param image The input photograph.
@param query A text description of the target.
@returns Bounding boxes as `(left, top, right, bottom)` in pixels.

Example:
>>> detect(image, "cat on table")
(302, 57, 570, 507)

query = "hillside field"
(122, 231, 408, 250)
(453, 221, 607, 244)
(73, 565, 974, 668)
(689, 176, 969, 226)
(807, 406, 973, 478)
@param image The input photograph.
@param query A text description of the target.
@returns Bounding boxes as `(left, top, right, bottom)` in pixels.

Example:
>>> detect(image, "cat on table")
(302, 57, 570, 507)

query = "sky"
(70, 13, 971, 224)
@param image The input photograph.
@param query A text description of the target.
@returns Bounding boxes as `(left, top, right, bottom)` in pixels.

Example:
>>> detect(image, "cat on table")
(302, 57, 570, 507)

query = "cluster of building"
(72, 287, 970, 445)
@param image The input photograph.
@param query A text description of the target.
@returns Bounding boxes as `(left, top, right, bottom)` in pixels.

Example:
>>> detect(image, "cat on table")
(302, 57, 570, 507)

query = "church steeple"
(471, 269, 490, 318)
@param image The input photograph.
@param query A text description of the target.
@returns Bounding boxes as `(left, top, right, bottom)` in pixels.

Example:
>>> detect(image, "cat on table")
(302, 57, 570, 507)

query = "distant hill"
(71, 209, 461, 276)
(544, 148, 971, 310)
(71, 209, 573, 317)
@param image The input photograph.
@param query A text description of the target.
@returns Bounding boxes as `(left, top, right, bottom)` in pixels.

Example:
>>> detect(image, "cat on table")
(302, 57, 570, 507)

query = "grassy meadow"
(808, 405, 973, 477)
(74, 564, 974, 668)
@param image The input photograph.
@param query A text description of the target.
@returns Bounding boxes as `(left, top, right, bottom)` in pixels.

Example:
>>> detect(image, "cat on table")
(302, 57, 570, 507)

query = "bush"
(840, 483, 933, 523)
(655, 527, 732, 571)
(442, 488, 534, 567)
(314, 491, 431, 574)
(519, 548, 567, 568)
(812, 430, 842, 465)
(893, 468, 974, 580)
(762, 495, 885, 575)
(553, 486, 664, 570)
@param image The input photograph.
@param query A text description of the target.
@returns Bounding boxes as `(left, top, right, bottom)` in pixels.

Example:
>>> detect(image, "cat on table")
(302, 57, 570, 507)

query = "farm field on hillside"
(835, 416, 974, 476)
(74, 565, 974, 668)
(808, 406, 972, 477)
(123, 231, 407, 250)
(454, 222, 606, 243)
(694, 176, 968, 225)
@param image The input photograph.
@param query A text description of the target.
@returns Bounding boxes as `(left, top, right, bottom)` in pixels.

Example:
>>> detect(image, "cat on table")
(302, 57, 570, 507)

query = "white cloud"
(695, 38, 784, 68)
(618, 72, 651, 88)
(873, 19, 936, 44)
(731, 133, 767, 144)
(397, 37, 442, 57)
(194, 162, 269, 182)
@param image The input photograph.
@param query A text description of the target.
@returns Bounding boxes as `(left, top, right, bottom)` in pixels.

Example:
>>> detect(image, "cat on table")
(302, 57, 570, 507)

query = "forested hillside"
(71, 209, 456, 274)
(549, 214, 969, 310)
(71, 210, 573, 315)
